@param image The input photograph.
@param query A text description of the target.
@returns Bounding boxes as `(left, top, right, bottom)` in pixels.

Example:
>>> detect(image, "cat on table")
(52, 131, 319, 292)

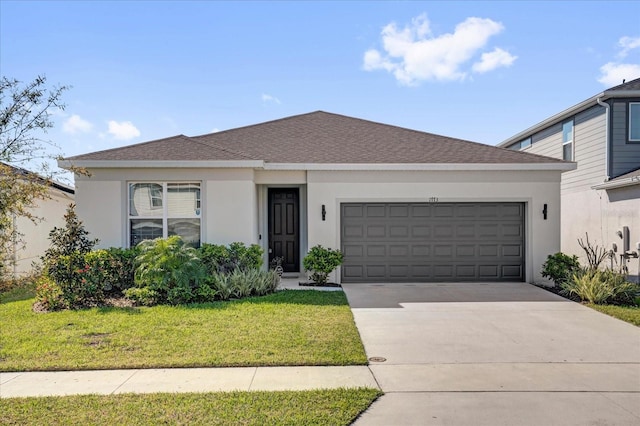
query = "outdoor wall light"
(322, 204, 326, 221)
(542, 203, 548, 220)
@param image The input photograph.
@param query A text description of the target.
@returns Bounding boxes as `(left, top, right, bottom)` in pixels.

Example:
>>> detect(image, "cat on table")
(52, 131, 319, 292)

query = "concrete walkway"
(343, 282, 640, 426)
(0, 366, 378, 398)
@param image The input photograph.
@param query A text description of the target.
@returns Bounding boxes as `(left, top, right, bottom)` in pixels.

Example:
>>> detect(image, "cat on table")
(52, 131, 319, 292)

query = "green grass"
(0, 279, 36, 303)
(0, 290, 368, 371)
(587, 304, 640, 326)
(0, 388, 382, 425)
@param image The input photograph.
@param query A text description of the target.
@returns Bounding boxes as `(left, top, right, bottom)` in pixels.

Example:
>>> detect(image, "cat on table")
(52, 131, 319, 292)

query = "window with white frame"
(562, 120, 574, 161)
(129, 182, 201, 247)
(630, 103, 640, 142)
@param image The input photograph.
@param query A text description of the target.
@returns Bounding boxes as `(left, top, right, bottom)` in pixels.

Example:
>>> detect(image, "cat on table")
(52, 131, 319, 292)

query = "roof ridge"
(185, 135, 257, 161)
(192, 111, 325, 139)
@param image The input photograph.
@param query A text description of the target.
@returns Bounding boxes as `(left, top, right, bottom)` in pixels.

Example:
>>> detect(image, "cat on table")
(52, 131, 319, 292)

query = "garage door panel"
(366, 225, 386, 238)
(343, 205, 364, 218)
(341, 202, 524, 282)
(502, 265, 523, 279)
(366, 245, 386, 257)
(389, 204, 409, 217)
(366, 205, 386, 217)
(411, 205, 431, 217)
(412, 225, 431, 237)
(502, 224, 523, 238)
(434, 265, 454, 278)
(478, 265, 499, 279)
(342, 244, 363, 258)
(456, 265, 476, 278)
(389, 225, 409, 237)
(366, 265, 386, 278)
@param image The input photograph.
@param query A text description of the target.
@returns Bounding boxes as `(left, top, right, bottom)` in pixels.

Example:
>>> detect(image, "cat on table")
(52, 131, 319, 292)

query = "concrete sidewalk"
(0, 366, 378, 398)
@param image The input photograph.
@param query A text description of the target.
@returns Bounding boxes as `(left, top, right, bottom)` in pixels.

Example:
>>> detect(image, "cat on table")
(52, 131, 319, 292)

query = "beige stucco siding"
(11, 187, 74, 275)
(306, 170, 562, 284)
(75, 179, 123, 248)
(75, 168, 259, 248)
(562, 186, 639, 277)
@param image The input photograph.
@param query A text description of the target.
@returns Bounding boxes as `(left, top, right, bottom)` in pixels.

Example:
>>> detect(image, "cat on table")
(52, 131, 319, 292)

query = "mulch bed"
(298, 282, 342, 288)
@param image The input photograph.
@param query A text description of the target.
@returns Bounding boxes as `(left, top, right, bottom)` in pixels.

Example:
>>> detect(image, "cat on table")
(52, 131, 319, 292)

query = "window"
(630, 103, 640, 141)
(129, 182, 201, 247)
(562, 120, 573, 161)
(508, 137, 531, 150)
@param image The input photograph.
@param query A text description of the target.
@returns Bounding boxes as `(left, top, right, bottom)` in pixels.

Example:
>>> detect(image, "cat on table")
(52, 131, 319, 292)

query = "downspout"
(596, 97, 610, 181)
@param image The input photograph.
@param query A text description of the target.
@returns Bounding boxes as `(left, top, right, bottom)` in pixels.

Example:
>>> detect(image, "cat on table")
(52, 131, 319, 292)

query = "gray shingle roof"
(68, 111, 566, 165)
(606, 76, 640, 92)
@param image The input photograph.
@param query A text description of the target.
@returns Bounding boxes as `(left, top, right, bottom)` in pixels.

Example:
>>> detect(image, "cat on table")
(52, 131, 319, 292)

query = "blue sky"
(1, 1, 639, 178)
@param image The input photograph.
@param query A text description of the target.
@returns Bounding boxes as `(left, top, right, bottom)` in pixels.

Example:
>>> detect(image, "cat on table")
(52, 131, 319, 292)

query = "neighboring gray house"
(499, 78, 640, 280)
(61, 111, 574, 284)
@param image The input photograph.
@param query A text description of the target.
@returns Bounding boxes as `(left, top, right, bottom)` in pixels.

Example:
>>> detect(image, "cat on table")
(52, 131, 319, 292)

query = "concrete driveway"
(342, 282, 640, 426)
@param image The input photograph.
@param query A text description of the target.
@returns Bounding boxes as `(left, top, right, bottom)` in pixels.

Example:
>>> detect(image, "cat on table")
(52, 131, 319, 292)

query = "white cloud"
(617, 36, 640, 58)
(472, 47, 517, 73)
(598, 62, 640, 86)
(107, 120, 140, 140)
(363, 13, 515, 85)
(63, 114, 93, 134)
(261, 93, 281, 104)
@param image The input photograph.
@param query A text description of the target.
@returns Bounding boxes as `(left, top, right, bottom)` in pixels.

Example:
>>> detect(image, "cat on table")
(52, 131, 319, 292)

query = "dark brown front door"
(268, 188, 300, 272)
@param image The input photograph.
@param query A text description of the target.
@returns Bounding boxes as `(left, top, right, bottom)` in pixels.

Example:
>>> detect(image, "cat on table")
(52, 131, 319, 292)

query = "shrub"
(541, 252, 581, 287)
(199, 242, 263, 274)
(83, 247, 138, 296)
(303, 245, 344, 285)
(202, 269, 280, 301)
(35, 275, 66, 311)
(577, 233, 610, 270)
(41, 204, 98, 263)
(133, 236, 206, 305)
(562, 268, 640, 305)
(123, 287, 158, 306)
(45, 254, 105, 307)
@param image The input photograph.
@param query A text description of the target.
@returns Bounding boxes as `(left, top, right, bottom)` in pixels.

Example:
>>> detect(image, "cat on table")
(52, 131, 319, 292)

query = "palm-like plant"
(134, 236, 205, 304)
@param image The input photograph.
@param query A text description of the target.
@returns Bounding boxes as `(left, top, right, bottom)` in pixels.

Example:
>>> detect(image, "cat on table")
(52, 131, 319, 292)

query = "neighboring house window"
(630, 103, 640, 142)
(507, 138, 531, 150)
(129, 182, 201, 247)
(562, 120, 574, 161)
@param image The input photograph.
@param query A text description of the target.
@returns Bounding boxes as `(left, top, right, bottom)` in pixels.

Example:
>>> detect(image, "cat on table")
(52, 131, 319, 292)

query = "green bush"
(202, 269, 280, 302)
(45, 254, 105, 307)
(541, 252, 581, 287)
(199, 242, 263, 274)
(123, 287, 158, 306)
(133, 236, 206, 305)
(303, 245, 344, 285)
(562, 268, 640, 305)
(41, 204, 98, 264)
(34, 275, 66, 311)
(84, 247, 138, 296)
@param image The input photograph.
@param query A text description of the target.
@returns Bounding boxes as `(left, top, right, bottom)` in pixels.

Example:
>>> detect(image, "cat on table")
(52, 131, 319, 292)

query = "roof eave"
(498, 89, 640, 148)
(264, 163, 576, 172)
(58, 159, 265, 169)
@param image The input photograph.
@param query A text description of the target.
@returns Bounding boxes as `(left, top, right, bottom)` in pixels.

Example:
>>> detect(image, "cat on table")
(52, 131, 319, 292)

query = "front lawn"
(0, 290, 368, 371)
(587, 303, 640, 326)
(0, 388, 382, 426)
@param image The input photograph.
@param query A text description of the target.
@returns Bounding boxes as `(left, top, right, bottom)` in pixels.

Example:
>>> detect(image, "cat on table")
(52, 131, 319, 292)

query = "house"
(1, 165, 75, 277)
(498, 78, 640, 281)
(60, 111, 574, 284)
